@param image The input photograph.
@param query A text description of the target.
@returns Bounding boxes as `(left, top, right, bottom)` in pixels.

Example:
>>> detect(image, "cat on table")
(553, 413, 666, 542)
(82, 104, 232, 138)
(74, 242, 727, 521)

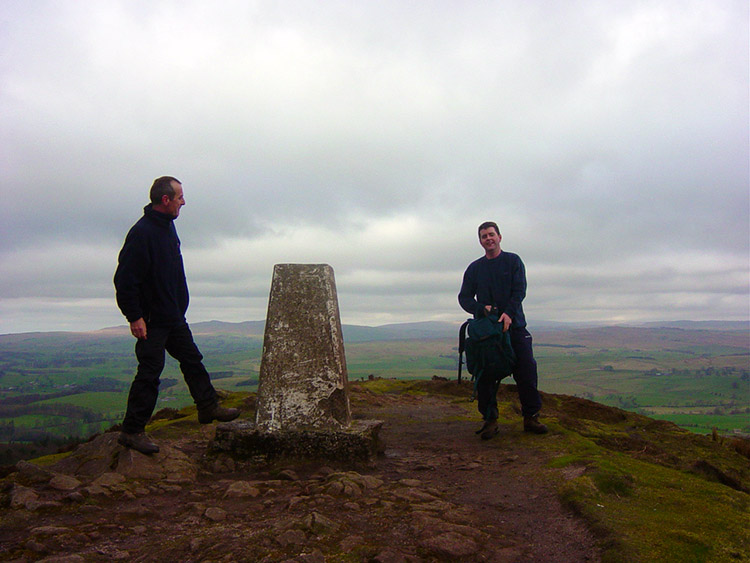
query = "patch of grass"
(353, 378, 430, 396)
(536, 400, 750, 562)
(29, 450, 73, 467)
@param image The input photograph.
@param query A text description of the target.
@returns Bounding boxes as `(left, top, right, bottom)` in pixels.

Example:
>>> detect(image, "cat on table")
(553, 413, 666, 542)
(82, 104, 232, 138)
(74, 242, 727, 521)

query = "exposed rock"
(391, 487, 439, 503)
(113, 448, 165, 480)
(31, 526, 73, 536)
(48, 474, 81, 491)
(204, 506, 227, 521)
(15, 459, 53, 485)
(92, 472, 126, 488)
(82, 484, 109, 497)
(301, 511, 338, 534)
(372, 549, 411, 563)
(419, 531, 479, 558)
(50, 433, 121, 477)
(223, 480, 260, 498)
(118, 504, 153, 519)
(49, 433, 197, 483)
(210, 453, 236, 473)
(288, 495, 309, 509)
(340, 535, 365, 551)
(324, 474, 362, 498)
(411, 513, 484, 542)
(64, 491, 85, 503)
(10, 483, 40, 510)
(26, 540, 47, 554)
(276, 528, 307, 547)
(296, 549, 326, 563)
(279, 468, 300, 481)
(398, 478, 422, 487)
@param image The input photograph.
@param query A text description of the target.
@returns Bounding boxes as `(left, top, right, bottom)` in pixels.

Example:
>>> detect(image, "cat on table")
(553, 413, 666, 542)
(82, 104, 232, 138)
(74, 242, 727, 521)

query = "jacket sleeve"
(114, 228, 150, 322)
(458, 263, 482, 316)
(504, 256, 527, 320)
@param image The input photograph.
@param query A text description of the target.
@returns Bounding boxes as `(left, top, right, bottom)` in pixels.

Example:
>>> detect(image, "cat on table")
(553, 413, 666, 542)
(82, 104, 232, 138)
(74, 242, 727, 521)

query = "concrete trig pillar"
(256, 263, 351, 432)
(211, 264, 383, 462)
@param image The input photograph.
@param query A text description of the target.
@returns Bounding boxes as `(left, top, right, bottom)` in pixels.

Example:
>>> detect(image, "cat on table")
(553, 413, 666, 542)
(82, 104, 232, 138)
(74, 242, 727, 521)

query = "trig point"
(212, 264, 383, 462)
(256, 263, 351, 431)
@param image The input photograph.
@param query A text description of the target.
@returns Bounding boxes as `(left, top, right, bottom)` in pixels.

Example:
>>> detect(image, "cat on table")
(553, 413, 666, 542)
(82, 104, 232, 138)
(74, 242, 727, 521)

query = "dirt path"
(358, 390, 602, 562)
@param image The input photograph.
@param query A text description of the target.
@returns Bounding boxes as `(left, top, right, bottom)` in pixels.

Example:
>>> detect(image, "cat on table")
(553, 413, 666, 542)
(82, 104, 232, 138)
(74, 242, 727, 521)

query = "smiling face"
(479, 226, 502, 258)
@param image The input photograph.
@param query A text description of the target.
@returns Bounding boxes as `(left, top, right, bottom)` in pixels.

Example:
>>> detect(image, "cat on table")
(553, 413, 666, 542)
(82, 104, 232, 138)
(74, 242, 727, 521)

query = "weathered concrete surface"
(212, 419, 384, 462)
(255, 263, 351, 432)
(214, 263, 383, 462)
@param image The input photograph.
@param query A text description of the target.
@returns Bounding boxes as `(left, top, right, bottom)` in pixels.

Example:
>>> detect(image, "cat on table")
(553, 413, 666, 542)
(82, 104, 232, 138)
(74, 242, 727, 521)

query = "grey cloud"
(0, 1, 747, 333)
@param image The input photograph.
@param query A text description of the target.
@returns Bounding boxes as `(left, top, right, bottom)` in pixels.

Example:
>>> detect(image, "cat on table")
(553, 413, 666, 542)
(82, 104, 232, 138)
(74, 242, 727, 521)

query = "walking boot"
(523, 414, 548, 434)
(480, 419, 499, 440)
(476, 419, 494, 435)
(198, 404, 240, 424)
(118, 431, 160, 455)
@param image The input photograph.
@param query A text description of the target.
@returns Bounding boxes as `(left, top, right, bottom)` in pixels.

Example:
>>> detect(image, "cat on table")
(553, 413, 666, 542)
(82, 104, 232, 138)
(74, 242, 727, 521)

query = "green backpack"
(458, 315, 516, 387)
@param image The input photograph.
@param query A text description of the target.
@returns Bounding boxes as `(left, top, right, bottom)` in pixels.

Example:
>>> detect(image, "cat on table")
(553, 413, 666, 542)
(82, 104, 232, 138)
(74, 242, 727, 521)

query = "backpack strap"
(457, 320, 469, 383)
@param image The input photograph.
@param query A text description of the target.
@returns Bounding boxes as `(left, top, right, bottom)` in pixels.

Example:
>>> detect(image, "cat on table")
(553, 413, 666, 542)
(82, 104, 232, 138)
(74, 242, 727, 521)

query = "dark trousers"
(476, 327, 542, 421)
(122, 322, 218, 434)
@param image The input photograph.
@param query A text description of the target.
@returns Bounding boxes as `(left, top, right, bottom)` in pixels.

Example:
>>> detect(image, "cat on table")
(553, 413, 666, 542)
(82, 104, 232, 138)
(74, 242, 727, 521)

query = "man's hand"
(499, 313, 512, 332)
(130, 318, 147, 340)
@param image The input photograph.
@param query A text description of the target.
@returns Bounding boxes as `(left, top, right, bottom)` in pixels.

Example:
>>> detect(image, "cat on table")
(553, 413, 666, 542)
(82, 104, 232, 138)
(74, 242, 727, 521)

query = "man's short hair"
(478, 221, 500, 237)
(150, 176, 181, 205)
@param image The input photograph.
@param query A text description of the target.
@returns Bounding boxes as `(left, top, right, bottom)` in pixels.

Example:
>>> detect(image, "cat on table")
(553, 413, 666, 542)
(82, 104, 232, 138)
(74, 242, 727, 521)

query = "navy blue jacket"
(114, 204, 189, 326)
(458, 252, 527, 328)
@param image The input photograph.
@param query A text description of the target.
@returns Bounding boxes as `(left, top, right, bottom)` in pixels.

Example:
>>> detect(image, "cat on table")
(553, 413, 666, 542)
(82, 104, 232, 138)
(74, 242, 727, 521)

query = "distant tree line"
(236, 379, 259, 387)
(0, 377, 128, 407)
(210, 371, 234, 379)
(0, 403, 100, 421)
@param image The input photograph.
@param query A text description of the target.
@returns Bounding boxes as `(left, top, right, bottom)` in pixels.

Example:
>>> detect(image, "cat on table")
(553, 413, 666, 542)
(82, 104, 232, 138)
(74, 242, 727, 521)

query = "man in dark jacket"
(114, 176, 239, 454)
(458, 221, 547, 439)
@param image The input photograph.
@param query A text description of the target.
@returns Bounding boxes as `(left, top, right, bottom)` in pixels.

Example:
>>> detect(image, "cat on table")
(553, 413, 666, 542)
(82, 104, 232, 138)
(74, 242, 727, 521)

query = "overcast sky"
(1, 0, 748, 334)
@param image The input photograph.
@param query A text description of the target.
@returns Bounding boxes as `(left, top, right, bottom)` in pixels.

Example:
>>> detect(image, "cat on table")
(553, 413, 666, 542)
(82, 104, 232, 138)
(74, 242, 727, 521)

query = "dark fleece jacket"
(458, 251, 528, 328)
(114, 204, 189, 326)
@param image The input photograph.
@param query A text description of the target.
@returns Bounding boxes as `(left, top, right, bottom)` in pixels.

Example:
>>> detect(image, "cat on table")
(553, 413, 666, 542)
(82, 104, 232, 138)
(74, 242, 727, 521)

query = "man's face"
(479, 227, 501, 254)
(164, 182, 185, 218)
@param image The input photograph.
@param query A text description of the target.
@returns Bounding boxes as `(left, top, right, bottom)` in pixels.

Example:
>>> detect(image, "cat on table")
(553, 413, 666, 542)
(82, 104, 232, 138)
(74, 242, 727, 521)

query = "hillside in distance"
(121, 318, 750, 341)
(0, 320, 747, 461)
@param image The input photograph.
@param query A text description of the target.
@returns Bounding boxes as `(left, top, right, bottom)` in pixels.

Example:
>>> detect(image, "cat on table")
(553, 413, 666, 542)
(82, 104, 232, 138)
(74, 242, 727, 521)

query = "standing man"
(114, 176, 239, 454)
(458, 221, 548, 439)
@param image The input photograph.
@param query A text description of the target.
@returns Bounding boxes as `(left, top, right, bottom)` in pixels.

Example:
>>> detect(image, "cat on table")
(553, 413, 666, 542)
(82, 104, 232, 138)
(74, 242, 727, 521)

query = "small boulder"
(223, 481, 260, 498)
(204, 506, 227, 521)
(48, 474, 81, 491)
(10, 484, 39, 510)
(15, 460, 52, 485)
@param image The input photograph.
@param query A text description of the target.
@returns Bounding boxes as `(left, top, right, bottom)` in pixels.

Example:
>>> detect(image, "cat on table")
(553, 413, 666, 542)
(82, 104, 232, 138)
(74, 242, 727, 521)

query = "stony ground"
(1, 381, 601, 562)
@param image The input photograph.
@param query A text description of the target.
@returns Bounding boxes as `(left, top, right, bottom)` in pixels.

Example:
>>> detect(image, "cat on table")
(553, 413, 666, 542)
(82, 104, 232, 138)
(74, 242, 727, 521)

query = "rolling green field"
(0, 324, 748, 459)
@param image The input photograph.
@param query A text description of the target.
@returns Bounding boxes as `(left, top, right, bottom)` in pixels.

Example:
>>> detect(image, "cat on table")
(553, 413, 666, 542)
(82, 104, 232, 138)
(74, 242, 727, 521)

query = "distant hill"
(640, 320, 750, 331)
(187, 319, 750, 341)
(184, 320, 464, 342)
(4, 318, 746, 342)
(188, 320, 266, 336)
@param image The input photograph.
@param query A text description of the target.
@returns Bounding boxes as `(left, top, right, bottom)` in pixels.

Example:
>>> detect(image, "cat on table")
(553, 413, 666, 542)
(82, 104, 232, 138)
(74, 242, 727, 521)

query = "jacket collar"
(143, 203, 176, 226)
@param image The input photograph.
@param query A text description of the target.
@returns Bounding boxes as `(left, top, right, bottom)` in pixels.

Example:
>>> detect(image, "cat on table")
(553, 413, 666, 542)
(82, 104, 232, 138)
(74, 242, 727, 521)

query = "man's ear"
(162, 194, 171, 205)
